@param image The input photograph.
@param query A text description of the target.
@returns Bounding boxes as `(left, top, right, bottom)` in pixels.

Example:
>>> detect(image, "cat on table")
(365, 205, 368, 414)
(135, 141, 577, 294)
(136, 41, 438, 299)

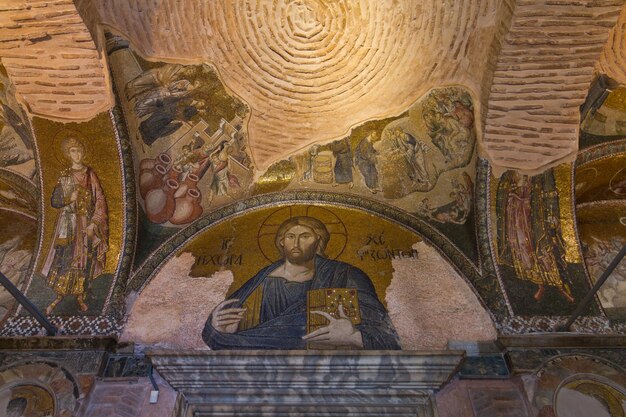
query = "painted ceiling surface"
(0, 1, 624, 348)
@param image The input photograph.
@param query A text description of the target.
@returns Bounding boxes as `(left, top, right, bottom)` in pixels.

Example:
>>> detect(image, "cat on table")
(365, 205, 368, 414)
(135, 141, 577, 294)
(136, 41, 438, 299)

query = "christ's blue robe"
(202, 256, 401, 350)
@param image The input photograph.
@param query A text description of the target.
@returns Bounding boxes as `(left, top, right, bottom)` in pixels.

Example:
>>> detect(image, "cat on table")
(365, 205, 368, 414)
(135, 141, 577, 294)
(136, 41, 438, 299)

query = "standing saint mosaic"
(41, 135, 109, 314)
(22, 114, 124, 320)
(493, 167, 592, 316)
(497, 171, 573, 303)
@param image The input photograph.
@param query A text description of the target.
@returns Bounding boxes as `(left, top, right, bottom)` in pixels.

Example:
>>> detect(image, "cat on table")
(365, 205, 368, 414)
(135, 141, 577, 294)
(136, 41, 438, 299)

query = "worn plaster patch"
(385, 242, 496, 349)
(121, 252, 232, 349)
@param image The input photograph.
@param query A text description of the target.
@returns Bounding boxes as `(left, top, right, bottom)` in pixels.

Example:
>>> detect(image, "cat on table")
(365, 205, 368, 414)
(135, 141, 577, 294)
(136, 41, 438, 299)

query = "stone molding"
(149, 350, 464, 417)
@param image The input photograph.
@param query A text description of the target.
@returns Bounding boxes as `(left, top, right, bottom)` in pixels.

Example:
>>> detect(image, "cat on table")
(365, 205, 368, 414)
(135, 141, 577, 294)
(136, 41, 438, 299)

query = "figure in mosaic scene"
(422, 89, 474, 167)
(0, 236, 31, 317)
(449, 174, 473, 220)
(5, 397, 26, 417)
(497, 171, 574, 303)
(139, 100, 198, 146)
(329, 138, 354, 188)
(533, 185, 574, 303)
(498, 172, 537, 290)
(203, 216, 401, 350)
(209, 141, 241, 196)
(303, 145, 318, 183)
(0, 71, 34, 174)
(42, 137, 108, 314)
(0, 105, 33, 168)
(417, 173, 473, 224)
(354, 132, 381, 193)
(125, 64, 205, 146)
(583, 237, 626, 309)
(390, 128, 431, 187)
(0, 186, 30, 211)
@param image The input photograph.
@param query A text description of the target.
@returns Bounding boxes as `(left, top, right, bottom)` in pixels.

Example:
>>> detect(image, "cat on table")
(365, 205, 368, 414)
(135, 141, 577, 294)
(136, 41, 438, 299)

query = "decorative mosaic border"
(0, 168, 38, 205)
(128, 190, 483, 299)
(0, 315, 122, 337)
(474, 158, 510, 318)
(499, 315, 626, 335)
(16, 117, 46, 320)
(107, 82, 138, 319)
(575, 138, 626, 166)
(507, 350, 626, 375)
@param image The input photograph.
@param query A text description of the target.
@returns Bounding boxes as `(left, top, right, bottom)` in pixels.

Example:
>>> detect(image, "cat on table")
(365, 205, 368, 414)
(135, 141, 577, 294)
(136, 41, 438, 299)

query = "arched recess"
(121, 191, 497, 350)
(0, 361, 82, 417)
(528, 354, 626, 417)
(575, 60, 626, 320)
(556, 8, 626, 324)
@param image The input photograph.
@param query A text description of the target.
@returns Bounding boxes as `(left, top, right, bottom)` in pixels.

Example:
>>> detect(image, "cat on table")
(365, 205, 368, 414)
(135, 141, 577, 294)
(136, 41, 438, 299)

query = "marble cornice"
(150, 350, 464, 417)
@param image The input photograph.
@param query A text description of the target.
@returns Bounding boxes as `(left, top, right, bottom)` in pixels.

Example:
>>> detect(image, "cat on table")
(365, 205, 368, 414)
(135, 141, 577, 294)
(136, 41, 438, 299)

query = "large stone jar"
(139, 153, 172, 172)
(170, 188, 203, 225)
(145, 179, 179, 224)
(174, 173, 200, 199)
(139, 164, 167, 199)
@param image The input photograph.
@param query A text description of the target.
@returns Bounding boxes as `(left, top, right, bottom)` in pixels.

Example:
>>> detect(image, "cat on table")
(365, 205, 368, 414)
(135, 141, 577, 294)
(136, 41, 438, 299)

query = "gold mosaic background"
(33, 114, 123, 276)
(182, 204, 422, 305)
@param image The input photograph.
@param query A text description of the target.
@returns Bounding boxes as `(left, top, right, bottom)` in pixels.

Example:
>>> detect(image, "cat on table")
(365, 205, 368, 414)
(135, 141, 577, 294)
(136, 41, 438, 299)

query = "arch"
(0, 360, 81, 417)
(128, 191, 485, 309)
(122, 192, 498, 350)
(530, 354, 626, 417)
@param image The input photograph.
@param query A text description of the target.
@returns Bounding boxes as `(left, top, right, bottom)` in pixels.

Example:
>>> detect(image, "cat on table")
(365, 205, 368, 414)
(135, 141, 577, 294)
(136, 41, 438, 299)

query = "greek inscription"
(195, 254, 243, 266)
(221, 237, 234, 250)
(356, 248, 418, 261)
(357, 231, 417, 261)
(365, 232, 385, 246)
